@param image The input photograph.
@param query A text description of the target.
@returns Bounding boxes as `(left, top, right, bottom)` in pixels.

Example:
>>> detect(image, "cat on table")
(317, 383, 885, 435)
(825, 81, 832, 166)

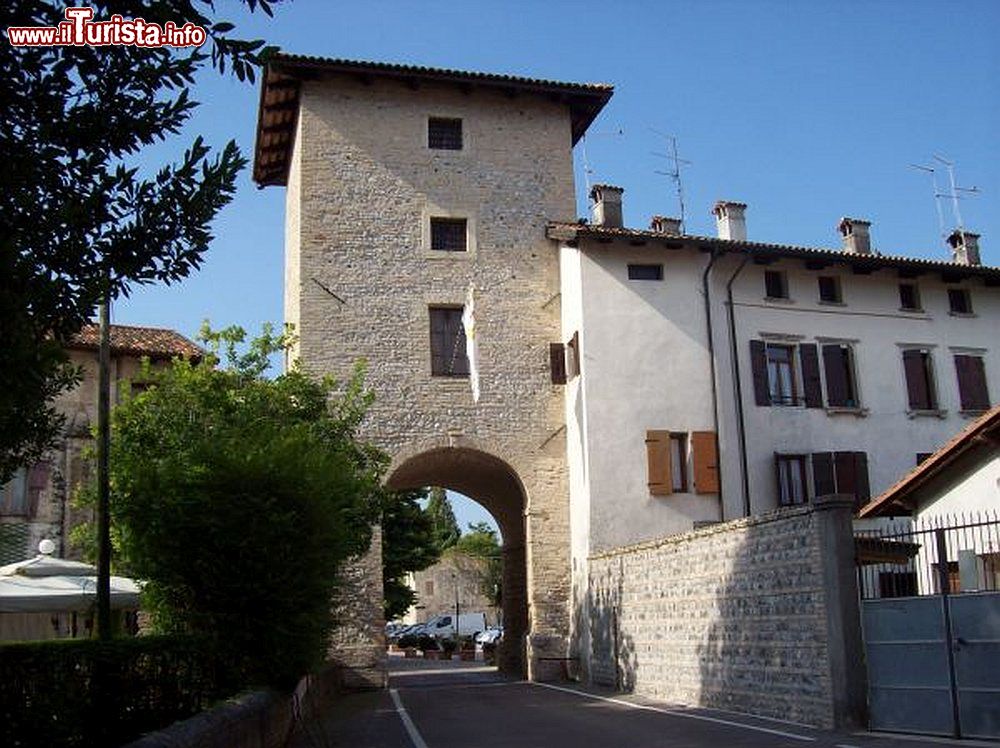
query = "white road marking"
(392, 666, 497, 677)
(390, 688, 430, 748)
(836, 744, 861, 748)
(531, 682, 816, 743)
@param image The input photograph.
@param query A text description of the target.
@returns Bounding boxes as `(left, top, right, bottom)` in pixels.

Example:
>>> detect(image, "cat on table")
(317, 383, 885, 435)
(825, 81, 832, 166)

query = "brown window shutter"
(822, 344, 849, 407)
(811, 452, 835, 498)
(691, 431, 720, 494)
(750, 340, 770, 406)
(903, 349, 930, 409)
(834, 451, 858, 503)
(645, 430, 673, 496)
(853, 452, 871, 509)
(955, 355, 990, 411)
(799, 344, 823, 408)
(550, 343, 567, 385)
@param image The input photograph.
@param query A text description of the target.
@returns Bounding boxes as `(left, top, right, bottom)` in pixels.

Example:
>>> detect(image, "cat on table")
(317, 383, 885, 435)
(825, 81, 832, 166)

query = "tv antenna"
(650, 128, 691, 232)
(579, 128, 624, 196)
(909, 156, 980, 241)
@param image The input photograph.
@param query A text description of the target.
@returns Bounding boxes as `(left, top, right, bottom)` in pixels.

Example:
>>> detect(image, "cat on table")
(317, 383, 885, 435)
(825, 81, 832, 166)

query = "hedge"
(0, 636, 242, 748)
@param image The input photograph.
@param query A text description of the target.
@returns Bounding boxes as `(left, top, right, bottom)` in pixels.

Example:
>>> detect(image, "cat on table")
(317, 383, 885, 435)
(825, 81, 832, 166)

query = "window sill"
(818, 300, 846, 307)
(960, 408, 990, 418)
(763, 296, 794, 304)
(907, 409, 947, 419)
(948, 311, 976, 318)
(898, 307, 924, 314)
(825, 406, 868, 417)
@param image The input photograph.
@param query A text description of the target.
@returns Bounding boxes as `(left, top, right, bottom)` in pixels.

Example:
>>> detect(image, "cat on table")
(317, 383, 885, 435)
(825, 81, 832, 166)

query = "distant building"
(0, 324, 201, 563)
(403, 549, 498, 627)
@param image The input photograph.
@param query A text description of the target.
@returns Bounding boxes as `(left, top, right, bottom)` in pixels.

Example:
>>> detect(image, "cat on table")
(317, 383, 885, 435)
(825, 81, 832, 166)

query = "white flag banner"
(462, 282, 480, 403)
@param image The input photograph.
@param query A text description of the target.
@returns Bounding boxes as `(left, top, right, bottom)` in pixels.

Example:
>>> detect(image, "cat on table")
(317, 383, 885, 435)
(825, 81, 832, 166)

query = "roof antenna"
(580, 128, 624, 198)
(650, 128, 692, 233)
(910, 156, 980, 242)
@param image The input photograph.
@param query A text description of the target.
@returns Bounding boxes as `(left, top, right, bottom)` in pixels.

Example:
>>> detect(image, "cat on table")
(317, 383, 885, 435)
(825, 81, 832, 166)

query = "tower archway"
(387, 446, 528, 676)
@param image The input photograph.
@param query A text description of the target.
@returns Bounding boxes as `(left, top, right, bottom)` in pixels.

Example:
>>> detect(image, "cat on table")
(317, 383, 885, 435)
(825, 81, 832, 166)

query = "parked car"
(475, 626, 503, 645)
(422, 612, 487, 639)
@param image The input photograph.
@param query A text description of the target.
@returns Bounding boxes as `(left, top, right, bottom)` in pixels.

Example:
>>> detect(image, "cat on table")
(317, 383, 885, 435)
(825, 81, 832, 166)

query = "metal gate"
(857, 513, 1000, 739)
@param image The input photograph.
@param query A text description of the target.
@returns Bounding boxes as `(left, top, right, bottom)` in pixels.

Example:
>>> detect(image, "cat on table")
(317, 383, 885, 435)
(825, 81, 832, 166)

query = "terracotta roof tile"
(68, 324, 202, 360)
(857, 405, 1000, 518)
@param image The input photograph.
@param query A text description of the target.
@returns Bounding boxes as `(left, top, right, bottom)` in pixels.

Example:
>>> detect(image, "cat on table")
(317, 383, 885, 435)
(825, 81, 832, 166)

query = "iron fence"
(856, 510, 1000, 600)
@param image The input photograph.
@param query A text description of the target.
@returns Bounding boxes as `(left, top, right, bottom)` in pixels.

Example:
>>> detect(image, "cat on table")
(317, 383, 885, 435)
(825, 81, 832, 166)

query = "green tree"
(81, 324, 383, 688)
(426, 487, 460, 551)
(0, 0, 279, 481)
(454, 522, 502, 610)
(381, 489, 440, 621)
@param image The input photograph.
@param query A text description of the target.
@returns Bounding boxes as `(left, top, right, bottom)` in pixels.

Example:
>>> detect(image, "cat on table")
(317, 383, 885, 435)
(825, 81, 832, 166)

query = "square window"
(899, 282, 920, 311)
(669, 434, 688, 492)
(430, 218, 467, 252)
(776, 454, 808, 506)
(818, 276, 841, 303)
(766, 343, 797, 405)
(428, 117, 463, 150)
(627, 264, 663, 281)
(764, 270, 788, 299)
(429, 307, 469, 377)
(948, 288, 973, 315)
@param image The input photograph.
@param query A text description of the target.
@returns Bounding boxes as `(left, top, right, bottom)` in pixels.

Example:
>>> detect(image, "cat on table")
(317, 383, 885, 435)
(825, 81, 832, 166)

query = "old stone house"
(402, 550, 498, 627)
(253, 54, 999, 718)
(0, 324, 201, 564)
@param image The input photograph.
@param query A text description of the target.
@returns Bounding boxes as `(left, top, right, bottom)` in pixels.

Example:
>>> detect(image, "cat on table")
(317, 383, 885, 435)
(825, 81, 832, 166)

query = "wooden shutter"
(812, 452, 835, 498)
(26, 462, 50, 515)
(750, 340, 770, 406)
(691, 431, 720, 494)
(903, 349, 930, 409)
(834, 451, 858, 506)
(955, 355, 990, 411)
(800, 344, 823, 408)
(429, 309, 447, 374)
(645, 430, 673, 496)
(822, 344, 849, 407)
(550, 343, 567, 385)
(853, 452, 871, 508)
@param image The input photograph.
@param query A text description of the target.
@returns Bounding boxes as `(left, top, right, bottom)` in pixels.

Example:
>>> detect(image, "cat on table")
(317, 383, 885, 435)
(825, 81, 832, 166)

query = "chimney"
(590, 184, 624, 228)
(650, 215, 682, 235)
(712, 201, 747, 241)
(947, 230, 981, 266)
(838, 217, 872, 255)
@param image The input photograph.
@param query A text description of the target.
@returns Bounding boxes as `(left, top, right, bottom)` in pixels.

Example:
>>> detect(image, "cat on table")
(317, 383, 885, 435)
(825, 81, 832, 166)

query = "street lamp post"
(453, 571, 460, 646)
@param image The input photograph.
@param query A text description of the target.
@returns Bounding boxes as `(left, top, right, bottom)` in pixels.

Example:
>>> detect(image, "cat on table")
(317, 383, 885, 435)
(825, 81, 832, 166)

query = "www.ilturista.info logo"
(6, 7, 207, 48)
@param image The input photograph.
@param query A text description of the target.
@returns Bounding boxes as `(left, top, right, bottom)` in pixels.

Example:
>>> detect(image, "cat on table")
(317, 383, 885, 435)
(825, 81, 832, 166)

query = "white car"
(475, 626, 503, 645)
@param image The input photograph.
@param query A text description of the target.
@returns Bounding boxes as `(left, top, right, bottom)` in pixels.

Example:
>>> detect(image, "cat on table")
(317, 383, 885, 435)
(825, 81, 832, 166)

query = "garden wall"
(585, 495, 866, 729)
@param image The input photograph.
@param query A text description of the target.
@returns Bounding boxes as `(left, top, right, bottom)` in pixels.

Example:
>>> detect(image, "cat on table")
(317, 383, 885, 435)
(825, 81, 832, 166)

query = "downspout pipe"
(700, 248, 724, 520)
(725, 256, 752, 517)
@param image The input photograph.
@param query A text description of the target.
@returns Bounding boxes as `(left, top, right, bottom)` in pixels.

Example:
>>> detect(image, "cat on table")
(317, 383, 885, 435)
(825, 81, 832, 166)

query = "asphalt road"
(294, 655, 991, 748)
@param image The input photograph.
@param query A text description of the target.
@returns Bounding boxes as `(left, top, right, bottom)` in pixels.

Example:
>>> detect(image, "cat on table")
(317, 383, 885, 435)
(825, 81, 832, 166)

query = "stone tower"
(254, 55, 611, 678)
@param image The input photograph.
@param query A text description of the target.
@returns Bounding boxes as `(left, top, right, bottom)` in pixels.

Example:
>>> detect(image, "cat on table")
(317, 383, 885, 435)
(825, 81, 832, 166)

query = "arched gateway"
(253, 54, 612, 681)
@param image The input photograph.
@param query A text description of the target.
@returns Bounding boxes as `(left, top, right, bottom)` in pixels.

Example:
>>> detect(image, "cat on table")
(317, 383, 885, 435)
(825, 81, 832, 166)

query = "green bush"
(79, 325, 384, 689)
(0, 636, 233, 748)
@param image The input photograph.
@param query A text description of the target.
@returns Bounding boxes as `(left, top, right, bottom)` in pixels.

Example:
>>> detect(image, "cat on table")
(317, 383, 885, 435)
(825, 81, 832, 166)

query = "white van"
(422, 612, 487, 639)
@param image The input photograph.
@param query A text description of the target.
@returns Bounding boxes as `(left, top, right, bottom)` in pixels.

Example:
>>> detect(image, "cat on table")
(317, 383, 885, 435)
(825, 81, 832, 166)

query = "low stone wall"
(125, 665, 343, 748)
(585, 496, 864, 729)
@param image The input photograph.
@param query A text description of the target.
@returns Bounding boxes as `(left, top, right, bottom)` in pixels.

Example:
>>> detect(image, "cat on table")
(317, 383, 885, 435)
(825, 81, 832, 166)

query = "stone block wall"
(586, 499, 864, 729)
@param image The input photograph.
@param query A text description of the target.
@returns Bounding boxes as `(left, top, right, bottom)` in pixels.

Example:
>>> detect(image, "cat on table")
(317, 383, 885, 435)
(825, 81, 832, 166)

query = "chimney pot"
(948, 229, 981, 266)
(590, 184, 624, 229)
(650, 215, 683, 235)
(838, 217, 872, 255)
(712, 201, 747, 242)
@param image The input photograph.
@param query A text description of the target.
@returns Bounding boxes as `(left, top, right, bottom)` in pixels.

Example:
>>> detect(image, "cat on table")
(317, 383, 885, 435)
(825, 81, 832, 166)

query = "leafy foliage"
(0, 1, 279, 481)
(91, 325, 382, 688)
(426, 487, 460, 552)
(381, 489, 440, 621)
(453, 522, 502, 609)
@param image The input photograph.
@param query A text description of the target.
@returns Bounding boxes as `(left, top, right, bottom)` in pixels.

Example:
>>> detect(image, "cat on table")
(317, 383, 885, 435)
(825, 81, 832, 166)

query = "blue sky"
(113, 0, 999, 534)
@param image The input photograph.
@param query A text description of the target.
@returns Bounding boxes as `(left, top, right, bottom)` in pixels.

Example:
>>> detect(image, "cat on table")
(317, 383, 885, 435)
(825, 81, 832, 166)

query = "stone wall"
(585, 496, 865, 729)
